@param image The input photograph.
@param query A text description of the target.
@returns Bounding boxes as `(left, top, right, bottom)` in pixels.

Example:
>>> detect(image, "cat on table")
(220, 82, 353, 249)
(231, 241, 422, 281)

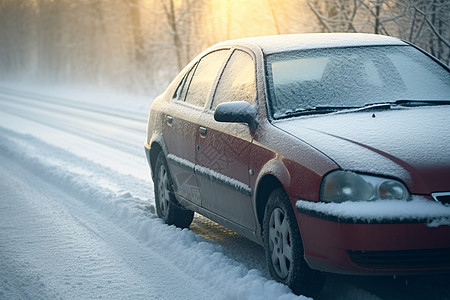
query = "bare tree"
(307, 0, 450, 65)
(159, 0, 185, 71)
(268, 0, 281, 35)
(128, 0, 145, 63)
(0, 0, 447, 97)
(307, 0, 359, 32)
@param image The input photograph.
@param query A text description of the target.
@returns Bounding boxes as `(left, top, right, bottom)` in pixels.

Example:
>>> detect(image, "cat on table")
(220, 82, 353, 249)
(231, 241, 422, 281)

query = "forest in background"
(0, 0, 449, 96)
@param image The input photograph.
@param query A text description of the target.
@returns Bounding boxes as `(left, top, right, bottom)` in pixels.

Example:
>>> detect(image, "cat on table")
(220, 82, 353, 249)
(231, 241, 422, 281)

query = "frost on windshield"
(267, 46, 450, 119)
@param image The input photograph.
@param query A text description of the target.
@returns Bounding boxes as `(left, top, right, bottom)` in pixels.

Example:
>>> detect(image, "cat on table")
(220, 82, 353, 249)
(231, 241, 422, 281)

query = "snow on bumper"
(296, 196, 450, 226)
(295, 197, 450, 275)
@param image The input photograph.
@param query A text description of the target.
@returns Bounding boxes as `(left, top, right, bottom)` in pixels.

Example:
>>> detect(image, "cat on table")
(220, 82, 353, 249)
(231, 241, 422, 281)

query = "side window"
(173, 63, 197, 101)
(211, 50, 256, 110)
(183, 50, 230, 108)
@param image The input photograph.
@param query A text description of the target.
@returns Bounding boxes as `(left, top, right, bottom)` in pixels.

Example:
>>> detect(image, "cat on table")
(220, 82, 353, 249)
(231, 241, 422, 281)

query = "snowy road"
(0, 85, 449, 299)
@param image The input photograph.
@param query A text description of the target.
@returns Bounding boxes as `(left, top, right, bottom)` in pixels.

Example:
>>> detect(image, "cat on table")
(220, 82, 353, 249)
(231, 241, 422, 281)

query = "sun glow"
(212, 0, 274, 38)
(206, 0, 311, 41)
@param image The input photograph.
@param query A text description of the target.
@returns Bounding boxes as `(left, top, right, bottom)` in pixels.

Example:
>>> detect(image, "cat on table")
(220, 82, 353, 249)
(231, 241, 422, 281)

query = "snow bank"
(0, 127, 304, 299)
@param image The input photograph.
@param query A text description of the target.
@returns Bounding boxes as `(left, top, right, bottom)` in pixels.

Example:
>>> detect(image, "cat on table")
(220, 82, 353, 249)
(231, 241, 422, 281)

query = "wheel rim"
(268, 207, 293, 279)
(157, 164, 170, 217)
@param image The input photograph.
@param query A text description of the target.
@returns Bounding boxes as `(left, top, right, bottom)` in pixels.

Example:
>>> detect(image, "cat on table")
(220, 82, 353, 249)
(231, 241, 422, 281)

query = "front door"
(195, 49, 257, 230)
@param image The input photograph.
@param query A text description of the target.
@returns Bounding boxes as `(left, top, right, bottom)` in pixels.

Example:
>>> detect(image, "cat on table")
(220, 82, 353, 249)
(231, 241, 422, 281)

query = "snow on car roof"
(217, 33, 406, 54)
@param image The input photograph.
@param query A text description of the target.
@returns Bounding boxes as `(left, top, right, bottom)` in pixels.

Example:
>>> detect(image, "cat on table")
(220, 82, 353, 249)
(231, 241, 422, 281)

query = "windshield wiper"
(281, 106, 359, 118)
(394, 99, 450, 106)
(338, 100, 450, 114)
(278, 100, 450, 119)
(339, 100, 450, 113)
(351, 103, 392, 112)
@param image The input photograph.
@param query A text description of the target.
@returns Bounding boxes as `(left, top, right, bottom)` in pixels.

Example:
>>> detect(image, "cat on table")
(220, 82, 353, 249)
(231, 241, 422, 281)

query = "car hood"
(274, 106, 450, 194)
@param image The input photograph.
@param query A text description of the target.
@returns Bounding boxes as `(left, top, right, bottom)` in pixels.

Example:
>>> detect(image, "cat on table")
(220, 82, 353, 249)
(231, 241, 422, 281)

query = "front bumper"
(296, 198, 450, 275)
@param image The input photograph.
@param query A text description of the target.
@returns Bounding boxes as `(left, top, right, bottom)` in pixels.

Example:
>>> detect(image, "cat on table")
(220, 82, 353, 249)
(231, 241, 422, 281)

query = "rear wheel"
(263, 188, 326, 297)
(154, 152, 194, 228)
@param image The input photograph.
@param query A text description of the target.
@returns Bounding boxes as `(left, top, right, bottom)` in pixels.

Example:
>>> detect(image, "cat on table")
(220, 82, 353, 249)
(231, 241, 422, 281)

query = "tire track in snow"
(0, 97, 144, 157)
(0, 86, 148, 123)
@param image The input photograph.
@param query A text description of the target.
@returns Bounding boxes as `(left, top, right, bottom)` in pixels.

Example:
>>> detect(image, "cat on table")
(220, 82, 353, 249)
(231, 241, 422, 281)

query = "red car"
(145, 33, 450, 296)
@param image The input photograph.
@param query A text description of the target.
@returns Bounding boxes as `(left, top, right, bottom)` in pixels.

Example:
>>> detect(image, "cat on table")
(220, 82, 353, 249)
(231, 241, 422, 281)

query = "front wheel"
(154, 152, 194, 228)
(263, 188, 326, 297)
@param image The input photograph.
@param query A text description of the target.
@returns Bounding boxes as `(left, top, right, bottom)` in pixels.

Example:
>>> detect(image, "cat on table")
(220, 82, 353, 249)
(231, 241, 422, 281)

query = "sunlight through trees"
(0, 0, 448, 95)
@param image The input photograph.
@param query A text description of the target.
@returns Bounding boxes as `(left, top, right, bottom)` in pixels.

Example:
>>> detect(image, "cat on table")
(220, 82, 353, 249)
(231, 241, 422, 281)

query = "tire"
(154, 152, 194, 228)
(263, 188, 326, 297)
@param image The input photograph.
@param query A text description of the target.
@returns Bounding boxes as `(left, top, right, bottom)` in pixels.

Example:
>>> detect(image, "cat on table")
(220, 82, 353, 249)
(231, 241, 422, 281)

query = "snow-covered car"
(145, 33, 450, 296)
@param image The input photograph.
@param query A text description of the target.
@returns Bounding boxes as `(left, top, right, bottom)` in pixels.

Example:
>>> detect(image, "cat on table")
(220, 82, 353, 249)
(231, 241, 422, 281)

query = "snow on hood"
(275, 106, 450, 194)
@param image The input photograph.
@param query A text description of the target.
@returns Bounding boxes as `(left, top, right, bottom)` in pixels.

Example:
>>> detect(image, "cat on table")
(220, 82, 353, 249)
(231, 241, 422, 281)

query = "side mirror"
(214, 101, 258, 130)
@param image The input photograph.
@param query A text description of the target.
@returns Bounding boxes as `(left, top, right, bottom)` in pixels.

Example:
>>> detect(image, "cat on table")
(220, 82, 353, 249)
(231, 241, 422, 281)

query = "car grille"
(348, 248, 450, 269)
(432, 192, 450, 205)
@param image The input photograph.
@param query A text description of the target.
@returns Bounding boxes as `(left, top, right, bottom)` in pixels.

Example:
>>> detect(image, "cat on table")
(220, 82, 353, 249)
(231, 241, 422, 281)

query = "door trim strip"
(167, 154, 253, 196)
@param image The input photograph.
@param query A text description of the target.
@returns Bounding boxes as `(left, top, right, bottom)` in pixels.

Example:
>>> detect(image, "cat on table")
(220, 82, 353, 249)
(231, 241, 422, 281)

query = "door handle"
(166, 115, 173, 125)
(199, 127, 207, 136)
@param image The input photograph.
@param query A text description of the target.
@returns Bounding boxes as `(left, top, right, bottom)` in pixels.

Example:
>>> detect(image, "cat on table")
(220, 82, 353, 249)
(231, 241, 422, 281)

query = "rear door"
(195, 49, 257, 230)
(163, 50, 230, 205)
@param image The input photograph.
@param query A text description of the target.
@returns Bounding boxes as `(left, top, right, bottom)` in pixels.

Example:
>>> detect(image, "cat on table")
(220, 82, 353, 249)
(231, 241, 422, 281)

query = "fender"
(255, 156, 291, 194)
(146, 133, 169, 177)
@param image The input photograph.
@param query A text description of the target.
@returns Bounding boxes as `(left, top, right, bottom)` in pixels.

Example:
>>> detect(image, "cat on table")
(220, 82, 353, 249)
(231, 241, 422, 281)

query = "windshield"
(266, 45, 450, 119)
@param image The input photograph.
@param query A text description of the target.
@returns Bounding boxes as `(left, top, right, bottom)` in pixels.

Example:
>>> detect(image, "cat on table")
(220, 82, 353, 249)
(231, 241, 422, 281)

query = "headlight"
(320, 171, 410, 203)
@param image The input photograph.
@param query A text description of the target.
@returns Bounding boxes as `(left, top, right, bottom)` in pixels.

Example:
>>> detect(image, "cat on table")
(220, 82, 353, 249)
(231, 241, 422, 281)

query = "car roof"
(215, 33, 407, 54)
